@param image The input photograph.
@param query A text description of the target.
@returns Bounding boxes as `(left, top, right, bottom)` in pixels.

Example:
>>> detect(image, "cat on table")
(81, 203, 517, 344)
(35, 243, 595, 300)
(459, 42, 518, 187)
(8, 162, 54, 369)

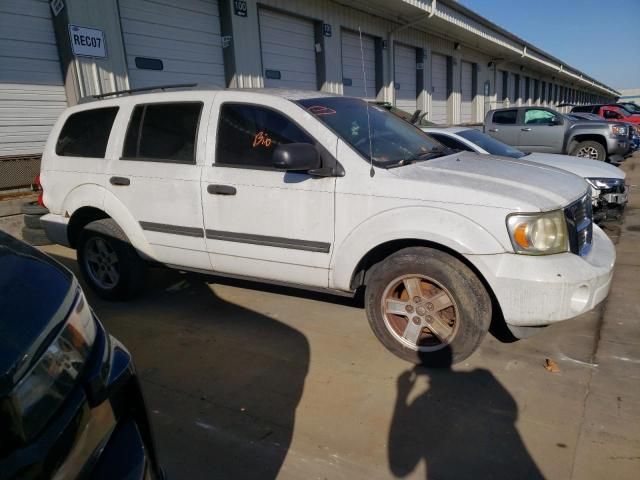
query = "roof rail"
(92, 83, 197, 99)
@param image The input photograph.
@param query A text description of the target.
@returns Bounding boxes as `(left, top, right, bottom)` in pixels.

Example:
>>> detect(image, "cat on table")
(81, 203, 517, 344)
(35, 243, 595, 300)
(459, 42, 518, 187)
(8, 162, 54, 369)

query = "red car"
(572, 104, 640, 125)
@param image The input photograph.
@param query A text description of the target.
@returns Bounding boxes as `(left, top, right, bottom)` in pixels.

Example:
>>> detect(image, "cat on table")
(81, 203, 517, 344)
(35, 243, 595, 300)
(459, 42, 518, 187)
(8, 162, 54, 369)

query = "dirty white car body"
(423, 126, 628, 220)
(39, 89, 616, 364)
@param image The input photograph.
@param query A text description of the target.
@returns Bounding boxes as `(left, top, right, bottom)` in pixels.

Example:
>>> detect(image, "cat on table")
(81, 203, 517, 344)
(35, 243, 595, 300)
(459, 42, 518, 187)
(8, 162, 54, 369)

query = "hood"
(388, 151, 588, 212)
(524, 153, 625, 181)
(0, 231, 74, 394)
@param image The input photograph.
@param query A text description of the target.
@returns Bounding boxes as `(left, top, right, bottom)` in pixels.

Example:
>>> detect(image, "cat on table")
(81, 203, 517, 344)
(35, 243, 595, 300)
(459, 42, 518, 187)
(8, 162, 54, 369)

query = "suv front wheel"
(77, 219, 146, 300)
(365, 247, 492, 366)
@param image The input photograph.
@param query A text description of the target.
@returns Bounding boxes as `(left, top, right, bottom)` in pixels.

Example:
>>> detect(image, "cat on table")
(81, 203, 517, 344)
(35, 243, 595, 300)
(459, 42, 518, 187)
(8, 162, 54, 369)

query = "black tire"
(77, 218, 146, 301)
(21, 226, 51, 246)
(365, 247, 491, 366)
(23, 213, 43, 229)
(570, 140, 606, 161)
(21, 200, 49, 216)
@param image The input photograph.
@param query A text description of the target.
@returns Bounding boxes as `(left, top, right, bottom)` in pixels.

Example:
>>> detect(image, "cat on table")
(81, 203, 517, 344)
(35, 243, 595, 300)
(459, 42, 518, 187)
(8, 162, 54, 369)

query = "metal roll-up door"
(0, 0, 67, 158)
(460, 61, 473, 123)
(341, 30, 375, 99)
(431, 53, 448, 124)
(508, 73, 516, 104)
(259, 9, 317, 90)
(394, 44, 417, 114)
(120, 0, 225, 88)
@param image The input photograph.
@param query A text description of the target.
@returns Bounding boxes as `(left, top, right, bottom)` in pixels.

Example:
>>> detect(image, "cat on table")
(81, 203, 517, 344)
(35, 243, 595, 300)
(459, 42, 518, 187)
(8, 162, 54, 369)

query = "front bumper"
(1, 320, 162, 480)
(592, 184, 629, 222)
(466, 224, 615, 327)
(606, 136, 628, 161)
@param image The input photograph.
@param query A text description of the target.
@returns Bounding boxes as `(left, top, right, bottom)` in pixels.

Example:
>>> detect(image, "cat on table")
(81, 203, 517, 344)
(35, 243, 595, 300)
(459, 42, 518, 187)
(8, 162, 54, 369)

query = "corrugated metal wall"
(0, 0, 67, 157)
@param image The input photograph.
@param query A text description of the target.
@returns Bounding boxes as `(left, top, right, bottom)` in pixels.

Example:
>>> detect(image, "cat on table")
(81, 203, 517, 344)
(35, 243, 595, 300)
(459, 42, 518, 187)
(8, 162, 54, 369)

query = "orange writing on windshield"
(253, 131, 273, 148)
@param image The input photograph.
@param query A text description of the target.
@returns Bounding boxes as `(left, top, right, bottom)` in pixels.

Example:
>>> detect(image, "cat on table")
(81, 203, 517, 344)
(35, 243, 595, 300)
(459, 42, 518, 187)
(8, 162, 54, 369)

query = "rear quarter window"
(56, 107, 119, 158)
(492, 110, 517, 125)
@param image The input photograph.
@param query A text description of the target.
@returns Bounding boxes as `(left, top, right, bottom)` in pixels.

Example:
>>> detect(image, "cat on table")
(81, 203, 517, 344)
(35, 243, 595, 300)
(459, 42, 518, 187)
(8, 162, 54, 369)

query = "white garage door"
(431, 53, 448, 124)
(259, 9, 317, 90)
(0, 0, 67, 157)
(120, 0, 225, 88)
(460, 61, 473, 123)
(341, 30, 375, 98)
(394, 44, 417, 114)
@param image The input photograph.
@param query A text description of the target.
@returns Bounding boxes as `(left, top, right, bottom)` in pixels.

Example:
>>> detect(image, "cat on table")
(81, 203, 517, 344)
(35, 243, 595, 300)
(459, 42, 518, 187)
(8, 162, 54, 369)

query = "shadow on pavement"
(388, 347, 543, 480)
(51, 255, 310, 480)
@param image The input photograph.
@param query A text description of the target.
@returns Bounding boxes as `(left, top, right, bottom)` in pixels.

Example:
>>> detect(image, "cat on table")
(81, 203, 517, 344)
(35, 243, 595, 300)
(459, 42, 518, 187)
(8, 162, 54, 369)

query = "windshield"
(457, 129, 525, 159)
(298, 97, 446, 168)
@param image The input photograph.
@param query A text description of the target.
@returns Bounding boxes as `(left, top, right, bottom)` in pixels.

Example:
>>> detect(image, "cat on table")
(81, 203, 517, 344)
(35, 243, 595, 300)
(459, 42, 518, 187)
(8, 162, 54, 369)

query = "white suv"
(40, 88, 616, 365)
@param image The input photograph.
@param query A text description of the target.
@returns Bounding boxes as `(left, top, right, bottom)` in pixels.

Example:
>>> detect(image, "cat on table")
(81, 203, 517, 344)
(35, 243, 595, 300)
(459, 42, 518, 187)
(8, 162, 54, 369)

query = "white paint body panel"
(430, 53, 448, 124)
(120, 0, 225, 88)
(0, 0, 67, 156)
(40, 90, 615, 329)
(341, 30, 375, 99)
(393, 44, 417, 114)
(259, 9, 317, 90)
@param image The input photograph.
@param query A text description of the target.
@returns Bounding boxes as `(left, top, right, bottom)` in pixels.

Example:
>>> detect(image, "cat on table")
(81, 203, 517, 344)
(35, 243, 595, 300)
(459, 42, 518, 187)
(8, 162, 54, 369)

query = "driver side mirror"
(604, 110, 621, 119)
(550, 116, 562, 125)
(272, 143, 321, 172)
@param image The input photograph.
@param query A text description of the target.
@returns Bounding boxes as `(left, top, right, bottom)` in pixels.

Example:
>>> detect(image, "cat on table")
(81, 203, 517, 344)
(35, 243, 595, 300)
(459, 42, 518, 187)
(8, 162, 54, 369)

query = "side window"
(524, 109, 556, 124)
(56, 107, 119, 158)
(430, 134, 474, 152)
(492, 109, 517, 125)
(215, 103, 313, 168)
(123, 102, 202, 164)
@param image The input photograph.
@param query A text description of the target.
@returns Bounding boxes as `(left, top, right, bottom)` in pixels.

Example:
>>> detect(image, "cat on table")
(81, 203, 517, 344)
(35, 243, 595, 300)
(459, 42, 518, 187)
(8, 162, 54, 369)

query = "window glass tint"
(56, 107, 119, 158)
(216, 104, 313, 167)
(524, 109, 556, 124)
(457, 129, 525, 159)
(298, 97, 443, 168)
(430, 134, 473, 152)
(492, 110, 517, 125)
(123, 102, 202, 163)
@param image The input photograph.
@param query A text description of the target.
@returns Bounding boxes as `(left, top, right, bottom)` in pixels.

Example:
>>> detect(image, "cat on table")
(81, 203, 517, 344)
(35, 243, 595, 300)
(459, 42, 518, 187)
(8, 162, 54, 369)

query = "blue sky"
(457, 0, 640, 91)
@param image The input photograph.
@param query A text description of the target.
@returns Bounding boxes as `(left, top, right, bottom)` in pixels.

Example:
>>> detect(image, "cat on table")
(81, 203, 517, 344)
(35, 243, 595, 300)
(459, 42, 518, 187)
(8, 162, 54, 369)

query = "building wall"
(619, 88, 640, 105)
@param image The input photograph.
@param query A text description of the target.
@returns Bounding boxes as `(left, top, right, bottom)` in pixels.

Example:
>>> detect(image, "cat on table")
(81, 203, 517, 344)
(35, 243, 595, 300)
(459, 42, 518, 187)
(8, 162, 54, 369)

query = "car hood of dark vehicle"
(0, 231, 74, 394)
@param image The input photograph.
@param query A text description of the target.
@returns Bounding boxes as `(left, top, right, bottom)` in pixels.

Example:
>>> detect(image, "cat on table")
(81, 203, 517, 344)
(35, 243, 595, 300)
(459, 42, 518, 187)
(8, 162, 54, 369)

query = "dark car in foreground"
(0, 231, 162, 479)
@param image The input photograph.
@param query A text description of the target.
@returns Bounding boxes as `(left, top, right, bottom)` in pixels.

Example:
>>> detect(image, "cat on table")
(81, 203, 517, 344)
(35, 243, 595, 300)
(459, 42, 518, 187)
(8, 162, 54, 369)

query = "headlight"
(5, 290, 96, 441)
(586, 177, 624, 190)
(506, 210, 568, 255)
(610, 125, 627, 136)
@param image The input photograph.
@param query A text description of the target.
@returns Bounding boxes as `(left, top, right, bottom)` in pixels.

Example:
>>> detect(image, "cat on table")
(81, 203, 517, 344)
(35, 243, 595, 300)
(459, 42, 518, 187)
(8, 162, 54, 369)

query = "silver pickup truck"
(484, 106, 629, 162)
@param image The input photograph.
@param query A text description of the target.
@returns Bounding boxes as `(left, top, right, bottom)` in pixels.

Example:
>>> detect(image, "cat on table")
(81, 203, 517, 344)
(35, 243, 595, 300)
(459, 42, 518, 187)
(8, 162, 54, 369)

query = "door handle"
(110, 176, 130, 186)
(521, 127, 532, 132)
(207, 184, 236, 195)
(488, 128, 499, 132)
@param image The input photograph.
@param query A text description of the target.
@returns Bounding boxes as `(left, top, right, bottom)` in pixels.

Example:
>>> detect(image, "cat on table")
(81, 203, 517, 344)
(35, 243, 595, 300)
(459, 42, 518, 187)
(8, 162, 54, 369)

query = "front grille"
(565, 194, 593, 256)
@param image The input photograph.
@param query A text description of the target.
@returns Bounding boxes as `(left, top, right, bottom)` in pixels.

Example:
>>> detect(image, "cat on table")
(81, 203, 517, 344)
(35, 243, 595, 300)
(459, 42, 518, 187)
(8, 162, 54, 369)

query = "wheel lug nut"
(426, 316, 434, 324)
(412, 317, 421, 325)
(414, 296, 422, 303)
(426, 303, 434, 311)
(406, 305, 414, 313)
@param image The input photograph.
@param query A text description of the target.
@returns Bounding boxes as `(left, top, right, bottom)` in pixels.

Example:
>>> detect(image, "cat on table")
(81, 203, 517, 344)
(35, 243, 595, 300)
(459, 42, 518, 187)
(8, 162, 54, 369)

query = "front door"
(106, 100, 211, 270)
(517, 108, 564, 153)
(201, 94, 336, 287)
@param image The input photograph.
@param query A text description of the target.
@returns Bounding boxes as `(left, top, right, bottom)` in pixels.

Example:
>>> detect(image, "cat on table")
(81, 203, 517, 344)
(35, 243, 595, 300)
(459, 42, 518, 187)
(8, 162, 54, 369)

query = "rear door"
(485, 109, 520, 145)
(517, 108, 564, 153)
(106, 98, 211, 270)
(201, 92, 336, 287)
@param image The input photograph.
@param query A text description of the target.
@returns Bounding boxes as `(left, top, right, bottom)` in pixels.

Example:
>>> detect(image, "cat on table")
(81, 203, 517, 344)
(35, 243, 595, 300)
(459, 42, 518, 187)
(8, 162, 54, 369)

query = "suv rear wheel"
(571, 140, 606, 161)
(365, 247, 491, 366)
(77, 219, 146, 300)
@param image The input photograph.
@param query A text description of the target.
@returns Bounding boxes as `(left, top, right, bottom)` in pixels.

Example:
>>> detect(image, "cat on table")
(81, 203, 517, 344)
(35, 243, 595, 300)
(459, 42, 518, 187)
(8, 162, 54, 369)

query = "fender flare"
(329, 206, 506, 291)
(63, 184, 155, 259)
